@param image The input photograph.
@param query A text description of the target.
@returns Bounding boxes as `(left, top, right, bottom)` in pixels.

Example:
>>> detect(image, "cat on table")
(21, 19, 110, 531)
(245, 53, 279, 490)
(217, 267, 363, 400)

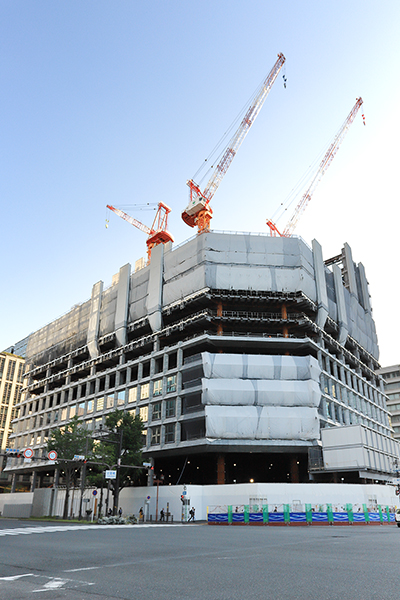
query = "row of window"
(21, 376, 178, 417)
(321, 354, 379, 393)
(383, 370, 400, 380)
(16, 394, 177, 434)
(321, 374, 388, 429)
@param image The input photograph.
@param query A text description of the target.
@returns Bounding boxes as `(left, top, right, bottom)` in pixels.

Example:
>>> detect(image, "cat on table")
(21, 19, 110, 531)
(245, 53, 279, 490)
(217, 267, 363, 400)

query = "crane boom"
(182, 53, 286, 233)
(107, 205, 152, 235)
(267, 97, 364, 238)
(107, 202, 174, 263)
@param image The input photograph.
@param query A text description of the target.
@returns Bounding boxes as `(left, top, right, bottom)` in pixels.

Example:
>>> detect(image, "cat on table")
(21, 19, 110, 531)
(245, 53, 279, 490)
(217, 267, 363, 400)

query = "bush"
(97, 515, 137, 525)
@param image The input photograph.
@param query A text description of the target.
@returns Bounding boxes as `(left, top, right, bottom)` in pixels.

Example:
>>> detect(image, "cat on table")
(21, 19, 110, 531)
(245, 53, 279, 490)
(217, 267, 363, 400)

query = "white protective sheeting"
(202, 353, 320, 382)
(202, 378, 321, 408)
(205, 405, 319, 440)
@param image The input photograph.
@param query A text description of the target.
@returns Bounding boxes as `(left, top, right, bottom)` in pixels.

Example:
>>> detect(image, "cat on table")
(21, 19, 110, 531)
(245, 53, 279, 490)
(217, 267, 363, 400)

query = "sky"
(1, 1, 399, 366)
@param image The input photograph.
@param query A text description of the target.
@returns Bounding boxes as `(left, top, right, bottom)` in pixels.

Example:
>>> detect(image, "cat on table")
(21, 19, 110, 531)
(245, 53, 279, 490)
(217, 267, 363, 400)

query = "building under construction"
(7, 231, 398, 489)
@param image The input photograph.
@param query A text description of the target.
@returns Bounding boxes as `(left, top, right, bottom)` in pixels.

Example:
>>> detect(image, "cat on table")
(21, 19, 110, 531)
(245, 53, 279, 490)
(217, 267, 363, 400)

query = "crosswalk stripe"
(0, 523, 183, 537)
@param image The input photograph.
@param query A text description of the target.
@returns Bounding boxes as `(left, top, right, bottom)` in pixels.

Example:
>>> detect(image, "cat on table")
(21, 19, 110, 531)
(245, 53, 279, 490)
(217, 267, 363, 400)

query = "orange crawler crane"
(106, 202, 174, 264)
(182, 53, 286, 234)
(266, 97, 365, 237)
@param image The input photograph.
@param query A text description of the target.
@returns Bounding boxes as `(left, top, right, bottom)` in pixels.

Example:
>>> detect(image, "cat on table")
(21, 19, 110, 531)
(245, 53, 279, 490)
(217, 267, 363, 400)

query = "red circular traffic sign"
(23, 448, 34, 459)
(48, 450, 57, 461)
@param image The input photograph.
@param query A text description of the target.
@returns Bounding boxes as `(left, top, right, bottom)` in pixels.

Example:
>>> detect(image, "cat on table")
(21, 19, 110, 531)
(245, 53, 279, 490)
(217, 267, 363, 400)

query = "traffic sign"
(23, 448, 34, 459)
(105, 470, 117, 479)
(48, 450, 57, 461)
(73, 455, 85, 461)
(93, 490, 98, 496)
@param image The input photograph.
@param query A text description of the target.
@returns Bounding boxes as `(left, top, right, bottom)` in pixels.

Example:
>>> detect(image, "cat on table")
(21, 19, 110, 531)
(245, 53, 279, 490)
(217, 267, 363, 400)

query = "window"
(96, 397, 104, 411)
(153, 379, 163, 397)
(140, 383, 150, 400)
(78, 402, 85, 416)
(166, 399, 175, 418)
(87, 400, 94, 413)
(167, 375, 177, 393)
(139, 406, 148, 423)
(141, 428, 147, 446)
(6, 360, 16, 382)
(106, 395, 115, 409)
(152, 402, 161, 421)
(151, 426, 161, 446)
(61, 408, 67, 421)
(69, 405, 76, 418)
(128, 387, 137, 404)
(165, 423, 175, 444)
(117, 391, 125, 406)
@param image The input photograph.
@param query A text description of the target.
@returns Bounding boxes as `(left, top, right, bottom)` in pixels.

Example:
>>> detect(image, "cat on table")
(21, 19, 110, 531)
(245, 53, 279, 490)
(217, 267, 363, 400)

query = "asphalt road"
(0, 519, 399, 600)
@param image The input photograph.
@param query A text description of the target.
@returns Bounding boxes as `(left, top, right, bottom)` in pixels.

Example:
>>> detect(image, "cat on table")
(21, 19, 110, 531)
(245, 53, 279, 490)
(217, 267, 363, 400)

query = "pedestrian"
(188, 507, 195, 522)
(108, 508, 112, 516)
(118, 507, 123, 517)
(139, 507, 144, 522)
(160, 508, 165, 522)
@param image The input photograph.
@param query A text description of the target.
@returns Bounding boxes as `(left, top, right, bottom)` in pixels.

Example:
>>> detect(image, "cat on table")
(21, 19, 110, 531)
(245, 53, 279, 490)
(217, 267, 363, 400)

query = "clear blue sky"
(1, 1, 399, 366)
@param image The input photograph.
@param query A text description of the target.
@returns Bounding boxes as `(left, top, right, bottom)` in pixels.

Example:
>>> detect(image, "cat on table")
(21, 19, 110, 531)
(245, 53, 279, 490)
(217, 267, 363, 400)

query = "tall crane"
(266, 97, 365, 237)
(182, 53, 286, 234)
(106, 202, 174, 263)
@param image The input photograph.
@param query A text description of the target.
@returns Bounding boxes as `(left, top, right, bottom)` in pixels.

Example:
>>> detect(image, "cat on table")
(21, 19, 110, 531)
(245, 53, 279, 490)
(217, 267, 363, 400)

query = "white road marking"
(32, 578, 67, 592)
(0, 523, 183, 537)
(0, 573, 36, 581)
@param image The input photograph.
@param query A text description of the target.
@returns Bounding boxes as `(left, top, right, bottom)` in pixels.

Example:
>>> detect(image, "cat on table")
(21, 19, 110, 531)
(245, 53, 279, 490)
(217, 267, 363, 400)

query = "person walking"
(188, 507, 195, 522)
(160, 508, 165, 522)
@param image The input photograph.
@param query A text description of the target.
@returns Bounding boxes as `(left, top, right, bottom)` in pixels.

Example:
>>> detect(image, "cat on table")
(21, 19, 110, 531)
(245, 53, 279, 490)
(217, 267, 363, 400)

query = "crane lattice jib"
(106, 205, 151, 235)
(282, 97, 363, 237)
(202, 53, 286, 204)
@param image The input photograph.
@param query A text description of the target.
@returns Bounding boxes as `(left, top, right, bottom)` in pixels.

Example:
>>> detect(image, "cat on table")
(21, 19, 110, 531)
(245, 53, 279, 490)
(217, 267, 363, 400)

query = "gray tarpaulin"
(205, 405, 319, 440)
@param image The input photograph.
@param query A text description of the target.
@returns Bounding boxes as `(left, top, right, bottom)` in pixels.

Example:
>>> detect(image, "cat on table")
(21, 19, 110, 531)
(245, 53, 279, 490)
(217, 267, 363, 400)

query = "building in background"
(4, 336, 30, 359)
(5, 232, 398, 490)
(378, 365, 400, 441)
(0, 351, 24, 451)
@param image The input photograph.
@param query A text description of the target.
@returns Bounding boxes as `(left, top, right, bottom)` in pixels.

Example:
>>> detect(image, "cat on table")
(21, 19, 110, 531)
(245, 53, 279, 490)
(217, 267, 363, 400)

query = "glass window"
(61, 408, 67, 421)
(165, 423, 175, 444)
(128, 387, 137, 404)
(141, 428, 147, 446)
(69, 405, 76, 418)
(152, 402, 161, 421)
(140, 383, 150, 400)
(139, 406, 148, 423)
(151, 426, 161, 446)
(96, 397, 104, 411)
(153, 379, 163, 397)
(166, 375, 177, 393)
(106, 395, 115, 409)
(117, 391, 125, 406)
(78, 402, 85, 416)
(87, 400, 94, 413)
(166, 399, 175, 418)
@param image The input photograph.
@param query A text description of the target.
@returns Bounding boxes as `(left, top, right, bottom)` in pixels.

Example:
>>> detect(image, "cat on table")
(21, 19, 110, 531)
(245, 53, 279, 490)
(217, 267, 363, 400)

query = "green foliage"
(95, 409, 144, 491)
(46, 416, 93, 519)
(47, 415, 92, 460)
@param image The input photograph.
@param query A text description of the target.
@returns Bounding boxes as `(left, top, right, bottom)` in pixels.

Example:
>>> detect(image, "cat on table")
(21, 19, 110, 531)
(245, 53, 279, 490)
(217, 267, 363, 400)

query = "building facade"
(378, 365, 400, 441)
(0, 351, 24, 452)
(6, 232, 398, 488)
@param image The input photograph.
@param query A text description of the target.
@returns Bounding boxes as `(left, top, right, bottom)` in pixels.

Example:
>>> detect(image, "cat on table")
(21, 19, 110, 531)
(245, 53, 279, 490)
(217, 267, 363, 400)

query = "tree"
(94, 410, 143, 515)
(47, 416, 92, 519)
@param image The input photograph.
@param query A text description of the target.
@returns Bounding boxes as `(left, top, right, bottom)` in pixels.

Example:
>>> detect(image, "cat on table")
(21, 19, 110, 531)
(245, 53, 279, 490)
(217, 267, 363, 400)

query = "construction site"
(5, 54, 399, 506)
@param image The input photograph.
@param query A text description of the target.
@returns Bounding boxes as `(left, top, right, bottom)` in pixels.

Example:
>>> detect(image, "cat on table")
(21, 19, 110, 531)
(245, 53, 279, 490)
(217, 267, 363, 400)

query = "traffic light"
(181, 495, 184, 504)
